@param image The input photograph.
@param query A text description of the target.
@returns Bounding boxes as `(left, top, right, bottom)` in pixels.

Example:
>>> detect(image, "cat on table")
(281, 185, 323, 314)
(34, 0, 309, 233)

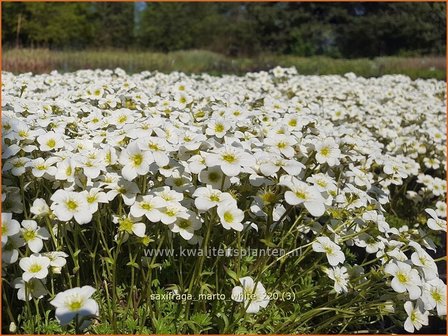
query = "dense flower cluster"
(2, 67, 446, 333)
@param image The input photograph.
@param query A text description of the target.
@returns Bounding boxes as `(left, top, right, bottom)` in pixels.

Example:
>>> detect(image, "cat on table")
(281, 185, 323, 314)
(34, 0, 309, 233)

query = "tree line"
(2, 2, 446, 58)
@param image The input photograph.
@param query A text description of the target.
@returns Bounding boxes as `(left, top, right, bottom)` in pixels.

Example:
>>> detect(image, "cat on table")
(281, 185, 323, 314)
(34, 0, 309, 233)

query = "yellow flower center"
(29, 264, 42, 273)
(320, 147, 330, 157)
(46, 139, 56, 148)
(215, 124, 225, 133)
(431, 290, 442, 303)
(66, 199, 79, 211)
(295, 191, 307, 200)
(23, 230, 36, 242)
(210, 193, 221, 202)
(324, 246, 334, 255)
(18, 130, 28, 137)
(222, 154, 236, 163)
(68, 300, 83, 311)
(165, 208, 177, 217)
(119, 218, 134, 233)
(223, 211, 234, 223)
(277, 142, 287, 149)
(140, 202, 153, 211)
(148, 143, 160, 151)
(178, 219, 191, 229)
(317, 180, 327, 188)
(132, 153, 143, 167)
(396, 272, 408, 284)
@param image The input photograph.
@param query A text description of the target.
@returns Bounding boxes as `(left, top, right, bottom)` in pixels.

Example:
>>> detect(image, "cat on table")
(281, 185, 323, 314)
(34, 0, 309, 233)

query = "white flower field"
(1, 67, 446, 334)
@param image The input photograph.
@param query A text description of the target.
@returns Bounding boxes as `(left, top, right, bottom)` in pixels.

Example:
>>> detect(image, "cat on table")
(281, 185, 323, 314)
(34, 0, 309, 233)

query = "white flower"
(264, 134, 297, 158)
(113, 215, 146, 238)
(258, 153, 304, 177)
(312, 236, 345, 266)
(205, 146, 255, 177)
(21, 220, 50, 253)
(315, 138, 341, 166)
(192, 185, 235, 211)
(421, 278, 446, 316)
(27, 157, 58, 178)
(425, 208, 446, 232)
(169, 210, 202, 240)
(206, 118, 230, 138)
(384, 261, 422, 300)
(231, 276, 269, 313)
(13, 277, 48, 301)
(30, 198, 51, 217)
(154, 186, 184, 203)
(37, 131, 63, 151)
(19, 254, 51, 281)
(138, 137, 171, 167)
(423, 157, 440, 170)
(81, 188, 109, 213)
(106, 179, 140, 206)
(2, 235, 25, 264)
(326, 266, 349, 293)
(119, 142, 153, 181)
(55, 159, 76, 182)
(217, 203, 244, 231)
(411, 247, 438, 281)
(281, 177, 326, 217)
(159, 203, 189, 225)
(403, 300, 429, 333)
(51, 190, 92, 224)
(1, 213, 20, 246)
(435, 201, 446, 218)
(44, 251, 69, 274)
(130, 195, 165, 222)
(50, 286, 99, 327)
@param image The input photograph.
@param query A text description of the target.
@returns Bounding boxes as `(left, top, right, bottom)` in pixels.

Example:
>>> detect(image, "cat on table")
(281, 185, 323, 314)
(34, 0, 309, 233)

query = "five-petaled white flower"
(51, 190, 92, 224)
(20, 220, 50, 253)
(217, 203, 244, 231)
(280, 177, 326, 217)
(312, 236, 345, 266)
(403, 300, 429, 333)
(231, 276, 270, 313)
(50, 286, 99, 327)
(384, 261, 422, 300)
(19, 254, 51, 282)
(2, 213, 20, 246)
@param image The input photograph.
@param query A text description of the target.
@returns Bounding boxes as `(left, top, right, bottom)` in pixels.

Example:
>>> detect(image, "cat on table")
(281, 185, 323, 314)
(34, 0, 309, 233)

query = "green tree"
(20, 3, 93, 48)
(90, 2, 135, 49)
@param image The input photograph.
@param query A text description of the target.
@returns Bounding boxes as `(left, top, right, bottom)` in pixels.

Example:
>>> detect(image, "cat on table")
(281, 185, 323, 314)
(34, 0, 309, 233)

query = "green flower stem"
(111, 231, 124, 333)
(185, 213, 214, 322)
(44, 217, 59, 250)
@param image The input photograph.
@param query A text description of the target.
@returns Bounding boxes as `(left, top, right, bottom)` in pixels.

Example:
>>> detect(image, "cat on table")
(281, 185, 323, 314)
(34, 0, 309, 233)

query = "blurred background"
(2, 2, 446, 78)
